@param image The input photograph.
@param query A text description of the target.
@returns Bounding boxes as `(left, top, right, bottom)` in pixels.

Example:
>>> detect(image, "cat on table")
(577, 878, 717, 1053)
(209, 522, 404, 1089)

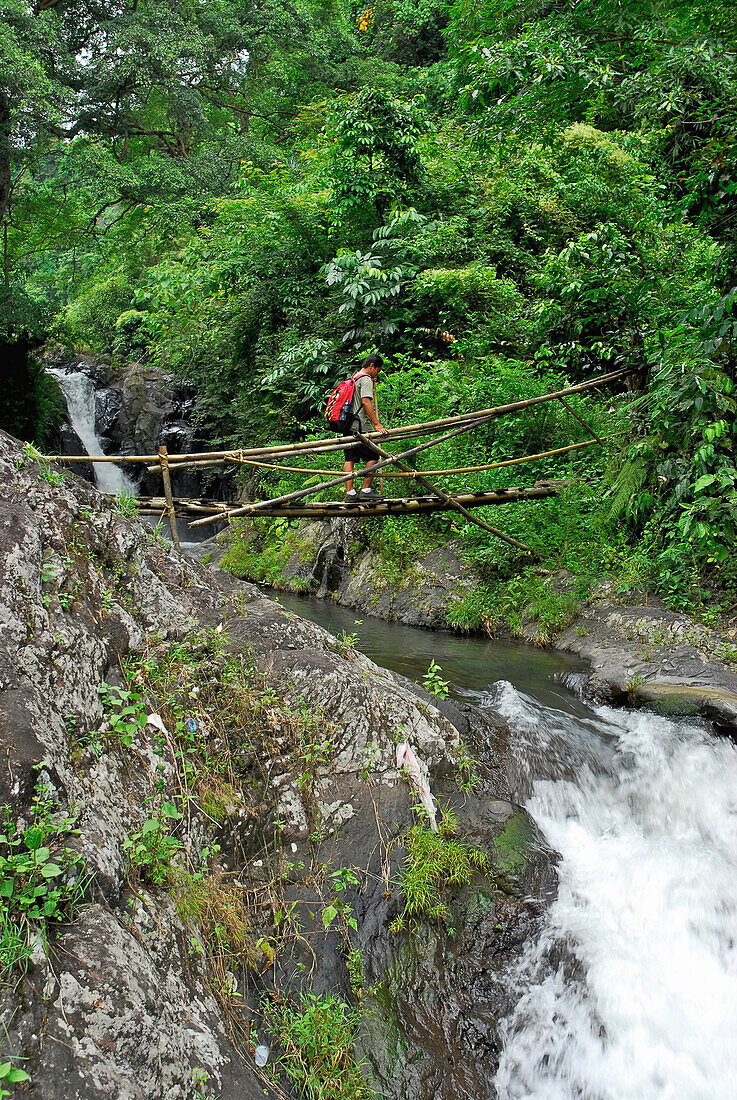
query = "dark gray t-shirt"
(349, 374, 375, 433)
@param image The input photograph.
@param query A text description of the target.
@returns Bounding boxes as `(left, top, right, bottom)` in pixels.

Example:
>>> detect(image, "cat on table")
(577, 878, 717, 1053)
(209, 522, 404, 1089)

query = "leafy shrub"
(54, 274, 135, 351)
(113, 309, 149, 360)
(0, 778, 88, 972)
(99, 683, 148, 748)
(264, 992, 370, 1100)
(123, 802, 183, 886)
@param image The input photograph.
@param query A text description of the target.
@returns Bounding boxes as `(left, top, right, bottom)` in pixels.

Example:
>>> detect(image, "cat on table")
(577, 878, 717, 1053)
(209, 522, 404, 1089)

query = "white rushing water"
(492, 681, 737, 1100)
(48, 368, 137, 495)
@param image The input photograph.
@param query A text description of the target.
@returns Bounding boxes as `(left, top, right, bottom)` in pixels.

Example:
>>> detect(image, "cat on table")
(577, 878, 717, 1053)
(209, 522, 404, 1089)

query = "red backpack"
(325, 370, 367, 432)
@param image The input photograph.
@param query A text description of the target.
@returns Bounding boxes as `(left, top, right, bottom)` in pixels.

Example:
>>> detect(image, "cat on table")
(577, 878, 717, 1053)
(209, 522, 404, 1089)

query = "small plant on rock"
(24, 444, 65, 487)
(0, 777, 88, 972)
(123, 801, 183, 886)
(0, 1060, 30, 1098)
(114, 492, 140, 519)
(333, 629, 359, 657)
(392, 804, 490, 931)
(99, 683, 148, 748)
(262, 991, 370, 1100)
(421, 659, 449, 698)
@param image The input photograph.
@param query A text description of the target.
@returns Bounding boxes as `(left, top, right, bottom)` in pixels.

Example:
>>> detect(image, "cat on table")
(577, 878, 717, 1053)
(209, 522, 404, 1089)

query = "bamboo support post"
(356, 433, 535, 554)
(158, 445, 181, 550)
(556, 396, 605, 446)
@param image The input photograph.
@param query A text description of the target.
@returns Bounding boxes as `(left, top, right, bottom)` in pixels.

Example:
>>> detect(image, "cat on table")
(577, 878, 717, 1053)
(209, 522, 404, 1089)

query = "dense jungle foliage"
(3, 0, 737, 614)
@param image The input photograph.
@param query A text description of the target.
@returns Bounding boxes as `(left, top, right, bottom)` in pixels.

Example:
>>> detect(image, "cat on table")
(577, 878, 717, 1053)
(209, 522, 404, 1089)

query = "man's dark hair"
(361, 353, 383, 371)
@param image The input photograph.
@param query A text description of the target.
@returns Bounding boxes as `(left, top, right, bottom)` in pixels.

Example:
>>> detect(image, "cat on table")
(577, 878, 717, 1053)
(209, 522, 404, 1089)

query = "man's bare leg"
(362, 460, 378, 490)
(343, 460, 355, 493)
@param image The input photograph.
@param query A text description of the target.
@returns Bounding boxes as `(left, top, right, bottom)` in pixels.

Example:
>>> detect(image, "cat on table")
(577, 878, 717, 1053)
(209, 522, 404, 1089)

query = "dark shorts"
(340, 420, 375, 464)
(343, 441, 376, 464)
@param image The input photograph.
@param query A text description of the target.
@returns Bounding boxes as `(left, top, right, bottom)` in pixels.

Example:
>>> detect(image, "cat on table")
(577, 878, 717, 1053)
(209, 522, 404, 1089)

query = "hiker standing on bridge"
(342, 353, 389, 503)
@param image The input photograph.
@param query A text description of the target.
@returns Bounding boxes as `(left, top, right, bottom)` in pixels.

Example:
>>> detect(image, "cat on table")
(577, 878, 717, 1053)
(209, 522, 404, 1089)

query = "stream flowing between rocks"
(273, 592, 737, 1099)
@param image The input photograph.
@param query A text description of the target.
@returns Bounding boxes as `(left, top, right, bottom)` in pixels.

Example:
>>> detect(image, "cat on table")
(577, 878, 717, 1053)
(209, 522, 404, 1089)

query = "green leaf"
(40, 863, 63, 878)
(321, 904, 338, 928)
(6, 1068, 30, 1084)
(161, 802, 183, 820)
(24, 830, 45, 852)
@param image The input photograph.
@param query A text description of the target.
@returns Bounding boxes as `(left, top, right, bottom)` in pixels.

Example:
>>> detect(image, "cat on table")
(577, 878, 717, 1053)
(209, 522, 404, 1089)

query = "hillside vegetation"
(3, 0, 737, 618)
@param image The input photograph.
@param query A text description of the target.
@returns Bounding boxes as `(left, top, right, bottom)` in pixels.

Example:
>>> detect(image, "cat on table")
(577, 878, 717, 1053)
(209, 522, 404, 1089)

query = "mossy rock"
(491, 812, 534, 890)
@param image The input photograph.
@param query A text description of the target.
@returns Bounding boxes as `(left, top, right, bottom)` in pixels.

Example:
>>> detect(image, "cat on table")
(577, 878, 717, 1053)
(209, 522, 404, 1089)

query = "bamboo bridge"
(39, 367, 634, 555)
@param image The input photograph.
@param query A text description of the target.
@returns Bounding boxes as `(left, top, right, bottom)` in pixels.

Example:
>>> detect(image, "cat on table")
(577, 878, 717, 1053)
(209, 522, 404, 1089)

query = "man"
(342, 352, 389, 503)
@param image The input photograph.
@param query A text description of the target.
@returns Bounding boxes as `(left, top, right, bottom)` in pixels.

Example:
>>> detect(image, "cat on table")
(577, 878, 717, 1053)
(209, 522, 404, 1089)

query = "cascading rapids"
(492, 681, 737, 1100)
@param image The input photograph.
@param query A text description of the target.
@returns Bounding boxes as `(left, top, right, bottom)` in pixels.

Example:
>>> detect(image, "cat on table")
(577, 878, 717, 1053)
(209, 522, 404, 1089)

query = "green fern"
(606, 441, 655, 523)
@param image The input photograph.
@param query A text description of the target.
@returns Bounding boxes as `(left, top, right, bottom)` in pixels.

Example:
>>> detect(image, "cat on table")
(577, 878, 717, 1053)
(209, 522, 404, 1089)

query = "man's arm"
(361, 395, 389, 435)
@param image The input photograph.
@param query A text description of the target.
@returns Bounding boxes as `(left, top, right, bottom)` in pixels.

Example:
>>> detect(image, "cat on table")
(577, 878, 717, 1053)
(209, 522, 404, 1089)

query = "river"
(274, 591, 737, 1099)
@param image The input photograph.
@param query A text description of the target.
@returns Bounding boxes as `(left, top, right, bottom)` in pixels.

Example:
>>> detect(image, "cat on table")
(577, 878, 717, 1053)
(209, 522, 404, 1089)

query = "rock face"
(554, 596, 737, 732)
(45, 351, 229, 499)
(0, 429, 547, 1099)
(108, 361, 203, 497)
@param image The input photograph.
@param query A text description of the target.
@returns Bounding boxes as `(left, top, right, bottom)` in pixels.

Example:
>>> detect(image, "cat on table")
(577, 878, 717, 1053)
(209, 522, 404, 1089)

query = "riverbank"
(202, 518, 737, 733)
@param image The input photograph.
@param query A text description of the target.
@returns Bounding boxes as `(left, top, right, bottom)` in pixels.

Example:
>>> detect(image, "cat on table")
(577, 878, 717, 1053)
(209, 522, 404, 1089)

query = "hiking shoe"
(359, 489, 383, 501)
(343, 492, 359, 503)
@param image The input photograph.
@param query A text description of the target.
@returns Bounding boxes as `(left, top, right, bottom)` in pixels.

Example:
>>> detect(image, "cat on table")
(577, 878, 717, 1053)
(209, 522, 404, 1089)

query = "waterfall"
(492, 682, 737, 1099)
(48, 368, 137, 496)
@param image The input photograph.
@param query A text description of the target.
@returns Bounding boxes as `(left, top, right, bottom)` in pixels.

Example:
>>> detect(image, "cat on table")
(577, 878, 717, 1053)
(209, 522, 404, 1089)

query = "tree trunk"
(0, 91, 11, 228)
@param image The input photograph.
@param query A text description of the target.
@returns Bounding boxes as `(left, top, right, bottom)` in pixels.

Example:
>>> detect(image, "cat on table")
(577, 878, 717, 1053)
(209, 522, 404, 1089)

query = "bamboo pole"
(137, 485, 560, 515)
(356, 433, 535, 554)
(197, 380, 613, 529)
(39, 452, 161, 464)
(138, 488, 561, 518)
(158, 445, 181, 551)
(190, 389, 600, 530)
(556, 396, 604, 446)
(166, 435, 604, 479)
(188, 411, 501, 528)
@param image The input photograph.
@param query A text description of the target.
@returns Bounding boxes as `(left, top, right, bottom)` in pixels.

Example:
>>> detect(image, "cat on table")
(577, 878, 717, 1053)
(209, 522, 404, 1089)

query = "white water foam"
(48, 368, 137, 495)
(492, 681, 737, 1100)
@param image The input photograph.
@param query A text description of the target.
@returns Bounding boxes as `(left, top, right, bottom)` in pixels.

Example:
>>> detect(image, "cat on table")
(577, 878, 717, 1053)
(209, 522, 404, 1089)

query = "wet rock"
(555, 599, 737, 732)
(358, 890, 541, 1100)
(95, 386, 122, 437)
(44, 352, 230, 500)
